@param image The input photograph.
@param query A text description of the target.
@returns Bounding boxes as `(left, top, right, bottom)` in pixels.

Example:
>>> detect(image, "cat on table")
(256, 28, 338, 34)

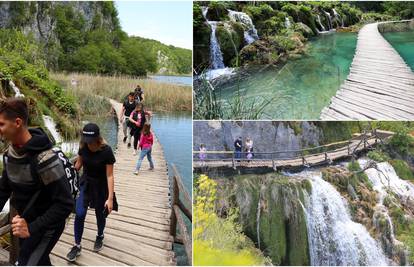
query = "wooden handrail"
(169, 164, 192, 265)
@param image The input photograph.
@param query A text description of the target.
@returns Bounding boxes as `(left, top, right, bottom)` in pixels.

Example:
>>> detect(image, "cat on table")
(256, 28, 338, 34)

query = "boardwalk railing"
(193, 129, 393, 170)
(169, 164, 192, 264)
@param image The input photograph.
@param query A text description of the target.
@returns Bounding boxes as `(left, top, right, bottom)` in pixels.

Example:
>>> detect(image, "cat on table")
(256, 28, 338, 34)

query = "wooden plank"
(320, 21, 414, 120)
(51, 99, 175, 266)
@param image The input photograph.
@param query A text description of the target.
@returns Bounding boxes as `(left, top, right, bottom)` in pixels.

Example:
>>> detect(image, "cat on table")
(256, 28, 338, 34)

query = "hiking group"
(0, 84, 155, 265)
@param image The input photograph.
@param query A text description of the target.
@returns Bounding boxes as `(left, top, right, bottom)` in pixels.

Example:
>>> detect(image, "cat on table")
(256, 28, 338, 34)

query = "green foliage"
(389, 130, 414, 157)
(3, 2, 190, 76)
(367, 150, 390, 162)
(194, 175, 269, 266)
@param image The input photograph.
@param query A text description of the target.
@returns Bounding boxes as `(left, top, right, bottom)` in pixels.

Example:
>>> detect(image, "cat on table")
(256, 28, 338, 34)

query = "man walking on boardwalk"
(0, 98, 73, 265)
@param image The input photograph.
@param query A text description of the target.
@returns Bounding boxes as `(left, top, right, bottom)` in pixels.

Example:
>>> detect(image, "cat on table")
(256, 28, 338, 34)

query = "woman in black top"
(129, 103, 151, 156)
(66, 123, 116, 262)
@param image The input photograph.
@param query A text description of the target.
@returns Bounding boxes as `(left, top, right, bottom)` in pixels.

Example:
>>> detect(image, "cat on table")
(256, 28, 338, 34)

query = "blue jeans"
(74, 184, 106, 245)
(135, 148, 154, 171)
(235, 150, 242, 159)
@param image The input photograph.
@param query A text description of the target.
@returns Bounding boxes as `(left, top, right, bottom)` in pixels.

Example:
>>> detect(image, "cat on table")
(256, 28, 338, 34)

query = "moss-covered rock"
(193, 3, 211, 72)
(206, 1, 229, 21)
(217, 174, 310, 265)
(215, 23, 244, 67)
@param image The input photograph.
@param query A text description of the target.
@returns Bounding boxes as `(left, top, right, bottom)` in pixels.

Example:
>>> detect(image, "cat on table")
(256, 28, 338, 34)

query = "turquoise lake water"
(151, 112, 192, 266)
(383, 31, 414, 71)
(150, 75, 192, 86)
(214, 32, 358, 120)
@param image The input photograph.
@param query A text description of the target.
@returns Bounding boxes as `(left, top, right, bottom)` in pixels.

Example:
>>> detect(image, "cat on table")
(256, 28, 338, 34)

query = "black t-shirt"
(123, 100, 136, 117)
(135, 89, 144, 102)
(78, 144, 116, 181)
(234, 140, 242, 151)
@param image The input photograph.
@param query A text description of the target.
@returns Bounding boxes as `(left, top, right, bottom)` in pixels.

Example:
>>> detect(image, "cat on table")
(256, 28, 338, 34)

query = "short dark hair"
(128, 92, 135, 97)
(0, 98, 29, 125)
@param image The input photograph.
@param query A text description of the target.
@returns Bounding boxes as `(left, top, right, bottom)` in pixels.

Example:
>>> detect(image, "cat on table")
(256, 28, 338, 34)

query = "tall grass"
(51, 72, 192, 112)
(193, 70, 276, 120)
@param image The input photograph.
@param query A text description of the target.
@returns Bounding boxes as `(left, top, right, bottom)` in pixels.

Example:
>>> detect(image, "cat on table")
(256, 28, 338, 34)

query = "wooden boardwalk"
(194, 131, 393, 170)
(50, 100, 175, 265)
(320, 22, 414, 120)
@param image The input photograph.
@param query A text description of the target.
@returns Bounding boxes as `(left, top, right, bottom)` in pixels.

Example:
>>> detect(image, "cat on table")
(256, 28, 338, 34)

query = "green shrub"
(367, 150, 390, 162)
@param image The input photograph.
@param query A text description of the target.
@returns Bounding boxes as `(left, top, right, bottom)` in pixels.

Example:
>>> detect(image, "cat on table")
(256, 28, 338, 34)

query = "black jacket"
(0, 128, 73, 234)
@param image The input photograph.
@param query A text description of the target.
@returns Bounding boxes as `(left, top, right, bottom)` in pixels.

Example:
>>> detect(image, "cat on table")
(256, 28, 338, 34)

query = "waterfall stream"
(304, 171, 390, 266)
(228, 10, 259, 45)
(9, 80, 24, 98)
(201, 7, 225, 69)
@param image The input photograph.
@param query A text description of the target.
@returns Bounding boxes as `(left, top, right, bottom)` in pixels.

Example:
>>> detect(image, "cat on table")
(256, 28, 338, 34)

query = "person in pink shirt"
(134, 123, 154, 175)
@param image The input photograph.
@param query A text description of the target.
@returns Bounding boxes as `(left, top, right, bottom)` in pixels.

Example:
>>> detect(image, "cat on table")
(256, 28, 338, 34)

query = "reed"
(50, 72, 192, 112)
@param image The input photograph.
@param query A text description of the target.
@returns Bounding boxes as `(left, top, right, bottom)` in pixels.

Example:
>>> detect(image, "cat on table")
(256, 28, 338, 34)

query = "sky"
(115, 1, 192, 50)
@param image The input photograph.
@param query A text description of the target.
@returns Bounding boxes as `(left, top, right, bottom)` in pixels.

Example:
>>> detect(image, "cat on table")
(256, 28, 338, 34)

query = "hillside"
(0, 1, 191, 76)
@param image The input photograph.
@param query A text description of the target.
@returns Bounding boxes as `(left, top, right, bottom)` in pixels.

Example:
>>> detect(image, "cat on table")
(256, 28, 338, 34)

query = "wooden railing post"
(169, 177, 178, 239)
(169, 164, 192, 265)
(232, 152, 236, 170)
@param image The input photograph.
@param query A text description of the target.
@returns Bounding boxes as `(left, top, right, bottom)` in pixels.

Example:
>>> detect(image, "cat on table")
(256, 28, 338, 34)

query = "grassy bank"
(51, 72, 192, 112)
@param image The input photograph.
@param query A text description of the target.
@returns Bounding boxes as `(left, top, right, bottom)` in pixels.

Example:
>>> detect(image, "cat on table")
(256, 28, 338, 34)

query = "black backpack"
(21, 148, 80, 217)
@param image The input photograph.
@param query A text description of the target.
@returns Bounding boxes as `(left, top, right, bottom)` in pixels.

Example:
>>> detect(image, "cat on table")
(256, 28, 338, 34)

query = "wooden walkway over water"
(320, 21, 414, 120)
(194, 130, 393, 171)
(50, 100, 175, 265)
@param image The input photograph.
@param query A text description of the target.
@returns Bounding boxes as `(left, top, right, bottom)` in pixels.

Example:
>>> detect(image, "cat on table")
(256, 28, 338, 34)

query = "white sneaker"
(133, 171, 139, 175)
(133, 150, 137, 156)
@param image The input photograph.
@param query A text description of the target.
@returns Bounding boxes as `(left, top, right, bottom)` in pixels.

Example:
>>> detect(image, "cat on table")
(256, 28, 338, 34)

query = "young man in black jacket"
(0, 98, 74, 265)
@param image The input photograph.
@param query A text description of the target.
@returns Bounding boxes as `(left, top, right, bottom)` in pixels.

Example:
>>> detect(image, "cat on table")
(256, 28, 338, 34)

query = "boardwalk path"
(50, 100, 175, 265)
(320, 22, 414, 120)
(194, 131, 393, 170)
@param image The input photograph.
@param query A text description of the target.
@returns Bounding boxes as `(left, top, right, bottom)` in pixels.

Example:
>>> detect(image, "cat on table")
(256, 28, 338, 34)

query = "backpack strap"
(21, 151, 45, 218)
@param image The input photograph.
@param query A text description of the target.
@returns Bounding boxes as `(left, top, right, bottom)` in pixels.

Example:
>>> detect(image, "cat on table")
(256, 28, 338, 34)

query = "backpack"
(19, 148, 80, 217)
(131, 110, 146, 129)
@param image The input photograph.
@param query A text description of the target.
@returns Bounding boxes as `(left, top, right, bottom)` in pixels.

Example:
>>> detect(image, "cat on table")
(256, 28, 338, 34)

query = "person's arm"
(141, 93, 144, 102)
(120, 105, 125, 121)
(129, 112, 137, 125)
(75, 155, 83, 172)
(105, 164, 114, 214)
(139, 134, 144, 150)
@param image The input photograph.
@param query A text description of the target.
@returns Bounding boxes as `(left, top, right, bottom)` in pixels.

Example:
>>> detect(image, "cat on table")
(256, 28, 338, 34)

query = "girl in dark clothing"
(66, 123, 116, 262)
(129, 103, 151, 156)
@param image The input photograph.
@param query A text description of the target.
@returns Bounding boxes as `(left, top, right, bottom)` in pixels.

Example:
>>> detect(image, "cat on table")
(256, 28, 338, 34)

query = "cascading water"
(256, 192, 261, 250)
(228, 10, 259, 45)
(9, 81, 24, 98)
(358, 159, 412, 264)
(285, 17, 291, 29)
(201, 7, 225, 69)
(359, 159, 414, 203)
(332, 9, 344, 28)
(304, 171, 390, 266)
(323, 10, 333, 30)
(42, 115, 79, 154)
(316, 15, 326, 32)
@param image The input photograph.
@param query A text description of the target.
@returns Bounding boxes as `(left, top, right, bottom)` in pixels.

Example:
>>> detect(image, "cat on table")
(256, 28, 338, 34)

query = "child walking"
(134, 123, 154, 175)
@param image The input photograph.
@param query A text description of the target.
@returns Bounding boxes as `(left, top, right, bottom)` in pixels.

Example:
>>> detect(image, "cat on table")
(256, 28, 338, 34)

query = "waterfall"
(359, 159, 414, 203)
(42, 115, 79, 154)
(256, 191, 261, 250)
(201, 7, 225, 69)
(43, 115, 62, 144)
(332, 9, 344, 28)
(323, 10, 333, 30)
(304, 172, 390, 266)
(228, 10, 259, 45)
(285, 17, 291, 29)
(9, 81, 24, 98)
(316, 15, 326, 32)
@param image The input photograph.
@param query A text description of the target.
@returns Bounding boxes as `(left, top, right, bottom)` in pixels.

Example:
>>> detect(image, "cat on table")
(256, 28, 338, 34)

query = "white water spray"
(304, 171, 390, 266)
(228, 10, 259, 45)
